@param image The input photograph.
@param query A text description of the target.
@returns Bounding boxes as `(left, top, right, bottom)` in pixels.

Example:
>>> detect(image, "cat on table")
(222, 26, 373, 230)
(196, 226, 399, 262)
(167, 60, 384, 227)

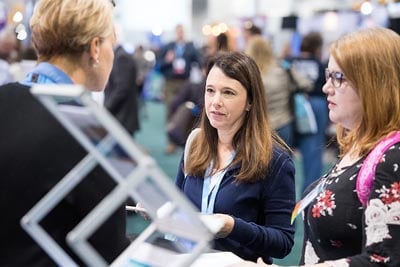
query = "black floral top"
(300, 143, 400, 267)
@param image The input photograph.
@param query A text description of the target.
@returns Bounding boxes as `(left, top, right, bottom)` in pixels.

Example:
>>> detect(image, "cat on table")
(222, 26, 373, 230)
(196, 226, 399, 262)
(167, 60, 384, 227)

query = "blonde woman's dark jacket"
(0, 81, 129, 266)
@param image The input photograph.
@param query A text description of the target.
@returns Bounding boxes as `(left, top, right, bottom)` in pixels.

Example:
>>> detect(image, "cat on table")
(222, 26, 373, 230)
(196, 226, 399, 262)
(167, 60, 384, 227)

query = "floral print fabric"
(300, 143, 400, 267)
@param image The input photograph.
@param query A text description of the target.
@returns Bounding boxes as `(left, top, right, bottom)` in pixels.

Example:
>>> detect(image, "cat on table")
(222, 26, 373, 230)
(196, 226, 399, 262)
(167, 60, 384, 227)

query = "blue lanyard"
(201, 152, 235, 214)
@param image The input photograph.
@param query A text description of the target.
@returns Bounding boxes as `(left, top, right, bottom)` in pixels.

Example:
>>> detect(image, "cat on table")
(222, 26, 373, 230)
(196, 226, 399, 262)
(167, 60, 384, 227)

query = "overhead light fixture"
(360, 1, 373, 15)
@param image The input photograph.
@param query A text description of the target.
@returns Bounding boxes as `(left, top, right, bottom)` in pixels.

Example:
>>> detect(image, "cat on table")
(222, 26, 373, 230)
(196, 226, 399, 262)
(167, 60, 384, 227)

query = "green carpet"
(129, 100, 333, 265)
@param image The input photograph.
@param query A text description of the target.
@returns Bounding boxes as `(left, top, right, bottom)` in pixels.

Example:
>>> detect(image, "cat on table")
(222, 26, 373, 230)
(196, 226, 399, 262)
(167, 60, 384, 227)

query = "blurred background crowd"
(1, 0, 399, 86)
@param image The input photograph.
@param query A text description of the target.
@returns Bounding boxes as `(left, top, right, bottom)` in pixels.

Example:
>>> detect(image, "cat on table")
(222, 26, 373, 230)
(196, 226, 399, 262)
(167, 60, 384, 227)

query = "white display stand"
(21, 84, 216, 267)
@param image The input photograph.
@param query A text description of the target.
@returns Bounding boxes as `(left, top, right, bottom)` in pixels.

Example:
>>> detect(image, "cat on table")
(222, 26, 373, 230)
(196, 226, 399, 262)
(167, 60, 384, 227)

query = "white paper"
(190, 252, 244, 267)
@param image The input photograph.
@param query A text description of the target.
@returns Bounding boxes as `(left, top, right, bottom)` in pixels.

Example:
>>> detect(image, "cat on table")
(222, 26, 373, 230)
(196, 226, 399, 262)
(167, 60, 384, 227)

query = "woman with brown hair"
(176, 51, 296, 264)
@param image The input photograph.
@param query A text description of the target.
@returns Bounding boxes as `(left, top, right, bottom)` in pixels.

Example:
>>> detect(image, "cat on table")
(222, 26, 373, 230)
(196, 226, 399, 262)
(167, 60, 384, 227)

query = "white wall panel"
(116, 0, 192, 44)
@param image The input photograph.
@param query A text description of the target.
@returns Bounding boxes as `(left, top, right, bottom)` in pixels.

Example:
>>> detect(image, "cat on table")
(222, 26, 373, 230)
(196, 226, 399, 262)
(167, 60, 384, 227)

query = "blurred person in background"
(203, 26, 235, 58)
(286, 32, 328, 192)
(242, 21, 262, 51)
(245, 35, 312, 147)
(133, 44, 154, 96)
(9, 46, 38, 82)
(104, 39, 140, 137)
(157, 23, 201, 154)
(0, 0, 130, 266)
(0, 26, 18, 84)
(166, 56, 209, 147)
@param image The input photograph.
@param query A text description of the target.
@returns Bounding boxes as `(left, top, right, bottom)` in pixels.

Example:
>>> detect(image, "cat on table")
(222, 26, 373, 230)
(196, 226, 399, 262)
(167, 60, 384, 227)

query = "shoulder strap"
(184, 128, 201, 177)
(283, 65, 297, 88)
(357, 131, 400, 206)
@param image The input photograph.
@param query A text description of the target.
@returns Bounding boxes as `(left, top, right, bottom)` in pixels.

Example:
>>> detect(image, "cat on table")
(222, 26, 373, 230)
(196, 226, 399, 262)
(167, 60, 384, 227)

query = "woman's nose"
(212, 92, 222, 106)
(322, 81, 333, 95)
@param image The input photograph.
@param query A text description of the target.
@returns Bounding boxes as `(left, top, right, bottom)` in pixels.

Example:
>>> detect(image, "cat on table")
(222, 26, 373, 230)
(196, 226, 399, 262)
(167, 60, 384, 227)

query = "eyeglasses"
(325, 68, 346, 88)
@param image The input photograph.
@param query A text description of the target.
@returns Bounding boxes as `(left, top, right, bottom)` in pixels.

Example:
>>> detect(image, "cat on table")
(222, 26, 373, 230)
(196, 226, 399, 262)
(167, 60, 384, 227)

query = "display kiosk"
(20, 84, 218, 267)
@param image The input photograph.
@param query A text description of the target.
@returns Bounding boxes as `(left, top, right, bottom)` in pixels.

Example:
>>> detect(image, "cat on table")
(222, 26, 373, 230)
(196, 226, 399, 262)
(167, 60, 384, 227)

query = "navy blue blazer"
(176, 147, 296, 263)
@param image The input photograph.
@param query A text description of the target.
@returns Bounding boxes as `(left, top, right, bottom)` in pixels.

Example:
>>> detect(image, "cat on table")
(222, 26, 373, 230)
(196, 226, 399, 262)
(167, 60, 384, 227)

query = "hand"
(213, 213, 234, 238)
(165, 50, 175, 63)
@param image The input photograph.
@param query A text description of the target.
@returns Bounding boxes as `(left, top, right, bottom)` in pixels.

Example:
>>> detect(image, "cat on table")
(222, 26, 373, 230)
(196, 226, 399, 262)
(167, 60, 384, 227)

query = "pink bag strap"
(357, 131, 400, 207)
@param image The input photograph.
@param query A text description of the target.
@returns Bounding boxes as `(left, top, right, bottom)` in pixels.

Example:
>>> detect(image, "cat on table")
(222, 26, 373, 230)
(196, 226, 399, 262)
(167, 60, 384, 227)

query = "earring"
(93, 58, 100, 68)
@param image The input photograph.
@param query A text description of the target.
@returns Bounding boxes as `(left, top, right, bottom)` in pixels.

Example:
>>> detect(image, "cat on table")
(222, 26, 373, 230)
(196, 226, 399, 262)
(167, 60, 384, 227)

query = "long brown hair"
(186, 51, 290, 182)
(331, 27, 400, 157)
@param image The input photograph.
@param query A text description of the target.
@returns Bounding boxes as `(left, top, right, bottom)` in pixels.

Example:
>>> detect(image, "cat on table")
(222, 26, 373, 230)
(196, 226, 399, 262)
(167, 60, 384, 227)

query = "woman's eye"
(224, 90, 235, 95)
(206, 88, 214, 93)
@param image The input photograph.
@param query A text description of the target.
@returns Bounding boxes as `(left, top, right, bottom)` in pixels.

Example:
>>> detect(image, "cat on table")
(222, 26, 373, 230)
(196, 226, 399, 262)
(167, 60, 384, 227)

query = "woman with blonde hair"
(0, 0, 129, 266)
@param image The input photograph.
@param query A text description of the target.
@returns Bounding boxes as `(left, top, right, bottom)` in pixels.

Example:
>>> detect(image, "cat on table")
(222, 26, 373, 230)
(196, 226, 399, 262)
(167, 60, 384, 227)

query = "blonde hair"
(244, 35, 273, 73)
(30, 0, 115, 61)
(331, 27, 400, 157)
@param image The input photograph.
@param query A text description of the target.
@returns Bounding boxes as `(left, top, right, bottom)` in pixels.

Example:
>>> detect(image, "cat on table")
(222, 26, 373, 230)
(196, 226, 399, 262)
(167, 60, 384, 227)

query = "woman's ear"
(88, 37, 101, 66)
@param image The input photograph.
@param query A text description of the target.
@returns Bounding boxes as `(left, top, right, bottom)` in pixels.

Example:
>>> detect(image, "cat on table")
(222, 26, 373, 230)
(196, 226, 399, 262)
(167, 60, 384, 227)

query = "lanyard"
(290, 180, 326, 224)
(201, 152, 235, 214)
